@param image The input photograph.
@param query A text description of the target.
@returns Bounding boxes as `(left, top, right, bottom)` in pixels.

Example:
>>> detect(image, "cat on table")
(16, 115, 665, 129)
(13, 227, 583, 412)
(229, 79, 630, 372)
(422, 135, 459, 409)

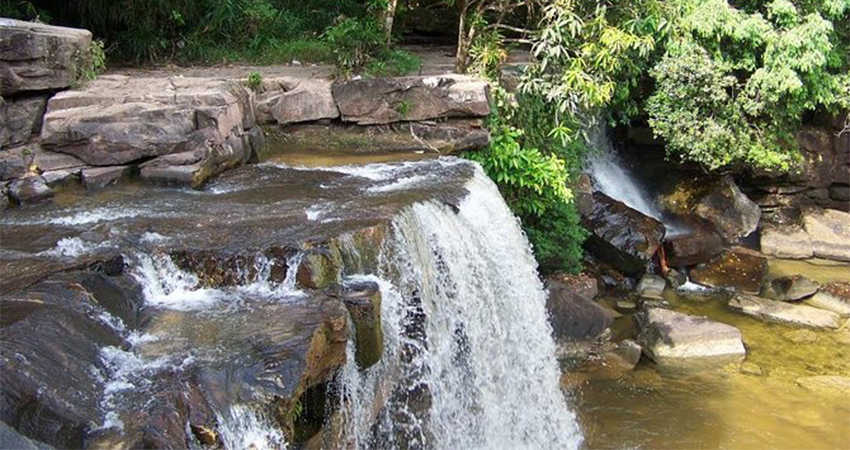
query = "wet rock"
(760, 223, 813, 259)
(81, 165, 132, 189)
(806, 282, 850, 317)
(782, 329, 819, 344)
(140, 131, 254, 188)
(762, 275, 819, 302)
(546, 272, 598, 302)
(580, 192, 666, 276)
(332, 75, 490, 125)
(740, 362, 763, 376)
(830, 184, 849, 202)
(663, 229, 724, 267)
(636, 307, 746, 368)
(694, 175, 761, 243)
(0, 19, 92, 94)
(255, 77, 340, 124)
(689, 249, 767, 295)
(0, 422, 54, 450)
(41, 168, 80, 187)
(405, 119, 491, 153)
(296, 246, 343, 290)
(728, 294, 840, 329)
(802, 208, 850, 261)
(605, 339, 642, 372)
(0, 95, 47, 148)
(637, 275, 666, 300)
(664, 268, 687, 289)
(545, 278, 614, 343)
(8, 175, 53, 205)
(795, 376, 850, 395)
(0, 146, 32, 180)
(615, 300, 638, 313)
(341, 280, 384, 370)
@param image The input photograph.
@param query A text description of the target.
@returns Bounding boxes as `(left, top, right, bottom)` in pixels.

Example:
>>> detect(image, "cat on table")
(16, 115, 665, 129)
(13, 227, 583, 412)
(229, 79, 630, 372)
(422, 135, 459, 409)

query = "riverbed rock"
(795, 376, 850, 395)
(806, 282, 850, 317)
(801, 208, 850, 262)
(254, 77, 339, 124)
(546, 278, 614, 343)
(41, 168, 79, 187)
(782, 329, 819, 344)
(139, 131, 253, 188)
(8, 175, 53, 205)
(0, 95, 47, 148)
(605, 339, 642, 372)
(694, 175, 761, 243)
(762, 275, 819, 302)
(760, 222, 813, 259)
(636, 307, 746, 368)
(689, 249, 767, 294)
(663, 229, 724, 267)
(0, 19, 92, 94)
(332, 75, 490, 125)
(40, 75, 256, 187)
(728, 294, 840, 329)
(341, 279, 383, 370)
(580, 191, 666, 276)
(81, 165, 131, 189)
(637, 275, 666, 300)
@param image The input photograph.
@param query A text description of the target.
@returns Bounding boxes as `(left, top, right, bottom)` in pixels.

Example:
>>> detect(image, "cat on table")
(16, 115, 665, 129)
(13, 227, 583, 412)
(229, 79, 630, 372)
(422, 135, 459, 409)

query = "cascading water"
(335, 166, 583, 449)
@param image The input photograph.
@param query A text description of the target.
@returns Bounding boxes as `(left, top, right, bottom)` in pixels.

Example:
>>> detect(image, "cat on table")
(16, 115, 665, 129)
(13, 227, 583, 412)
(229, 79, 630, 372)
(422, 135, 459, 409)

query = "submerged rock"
(728, 294, 840, 329)
(795, 376, 850, 395)
(762, 275, 819, 302)
(801, 208, 850, 262)
(580, 191, 666, 276)
(689, 249, 767, 295)
(637, 275, 666, 300)
(760, 222, 814, 259)
(782, 329, 819, 344)
(636, 307, 746, 368)
(694, 175, 761, 244)
(806, 282, 850, 317)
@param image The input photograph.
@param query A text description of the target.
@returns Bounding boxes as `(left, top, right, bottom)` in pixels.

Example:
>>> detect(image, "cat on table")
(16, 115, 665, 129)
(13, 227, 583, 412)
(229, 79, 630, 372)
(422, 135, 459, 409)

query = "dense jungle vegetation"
(4, 0, 848, 273)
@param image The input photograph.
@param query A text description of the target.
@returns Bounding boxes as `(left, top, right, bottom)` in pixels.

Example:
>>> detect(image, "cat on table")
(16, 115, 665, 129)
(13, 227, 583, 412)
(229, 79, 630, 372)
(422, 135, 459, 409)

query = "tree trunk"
(383, 0, 399, 45)
(455, 1, 470, 73)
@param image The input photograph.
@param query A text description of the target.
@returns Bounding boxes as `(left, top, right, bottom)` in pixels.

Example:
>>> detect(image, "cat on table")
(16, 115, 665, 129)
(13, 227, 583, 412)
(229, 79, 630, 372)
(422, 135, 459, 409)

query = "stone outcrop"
(341, 279, 384, 370)
(8, 174, 53, 205)
(1, 95, 46, 148)
(760, 222, 813, 259)
(663, 228, 724, 267)
(694, 175, 761, 244)
(254, 77, 339, 124)
(579, 191, 666, 276)
(689, 249, 767, 294)
(332, 75, 490, 125)
(637, 307, 746, 368)
(728, 294, 841, 329)
(806, 282, 850, 317)
(801, 207, 850, 262)
(0, 18, 92, 95)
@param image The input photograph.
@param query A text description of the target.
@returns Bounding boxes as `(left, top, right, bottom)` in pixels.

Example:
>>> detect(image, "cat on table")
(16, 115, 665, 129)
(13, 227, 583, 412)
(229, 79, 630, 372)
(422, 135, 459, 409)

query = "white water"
(217, 405, 287, 450)
(336, 165, 582, 449)
(586, 126, 664, 221)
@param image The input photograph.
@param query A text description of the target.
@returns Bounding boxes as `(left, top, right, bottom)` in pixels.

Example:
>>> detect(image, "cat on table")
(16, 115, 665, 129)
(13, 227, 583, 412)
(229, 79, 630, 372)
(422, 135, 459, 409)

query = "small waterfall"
(336, 166, 582, 449)
(585, 126, 664, 221)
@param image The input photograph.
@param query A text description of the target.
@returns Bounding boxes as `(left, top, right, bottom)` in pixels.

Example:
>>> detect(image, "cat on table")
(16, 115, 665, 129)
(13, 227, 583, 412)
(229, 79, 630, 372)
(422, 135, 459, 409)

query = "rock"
(664, 269, 687, 289)
(636, 307, 746, 368)
(254, 77, 339, 125)
(694, 175, 761, 243)
(762, 275, 819, 302)
(41, 168, 80, 187)
(802, 208, 850, 261)
(0, 95, 47, 148)
(8, 175, 53, 205)
(296, 246, 342, 290)
(605, 339, 642, 372)
(0, 421, 54, 450)
(689, 249, 767, 294)
(81, 165, 131, 189)
(795, 376, 850, 395)
(332, 75, 490, 125)
(829, 184, 849, 202)
(140, 131, 253, 189)
(406, 119, 490, 153)
(545, 272, 598, 302)
(637, 275, 666, 300)
(580, 192, 666, 276)
(728, 294, 840, 329)
(41, 75, 255, 188)
(740, 362, 763, 376)
(341, 279, 383, 370)
(663, 229, 724, 267)
(0, 146, 32, 180)
(760, 223, 813, 259)
(0, 19, 92, 94)
(546, 278, 614, 342)
(782, 329, 819, 344)
(806, 282, 850, 317)
(615, 300, 638, 314)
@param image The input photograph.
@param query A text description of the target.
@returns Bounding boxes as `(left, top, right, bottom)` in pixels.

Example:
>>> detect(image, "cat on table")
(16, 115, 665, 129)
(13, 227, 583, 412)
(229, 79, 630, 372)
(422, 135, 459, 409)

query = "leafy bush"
(524, 201, 588, 274)
(365, 49, 421, 77)
(322, 17, 386, 76)
(246, 71, 263, 91)
(77, 39, 107, 83)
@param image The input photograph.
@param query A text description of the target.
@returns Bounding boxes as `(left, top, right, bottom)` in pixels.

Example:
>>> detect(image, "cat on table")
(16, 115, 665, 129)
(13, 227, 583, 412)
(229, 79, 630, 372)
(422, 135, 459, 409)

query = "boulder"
(0, 95, 47, 148)
(663, 229, 724, 267)
(254, 77, 339, 124)
(806, 282, 850, 317)
(762, 275, 819, 302)
(545, 278, 614, 342)
(664, 268, 687, 289)
(636, 307, 746, 368)
(40, 76, 255, 187)
(604, 339, 642, 372)
(801, 208, 850, 262)
(694, 175, 761, 243)
(0, 146, 31, 180)
(0, 19, 92, 94)
(81, 165, 131, 189)
(689, 249, 767, 295)
(41, 168, 80, 187)
(341, 279, 383, 370)
(580, 191, 666, 276)
(545, 272, 598, 302)
(760, 223, 813, 259)
(637, 275, 666, 300)
(728, 294, 840, 329)
(332, 75, 490, 125)
(8, 175, 53, 205)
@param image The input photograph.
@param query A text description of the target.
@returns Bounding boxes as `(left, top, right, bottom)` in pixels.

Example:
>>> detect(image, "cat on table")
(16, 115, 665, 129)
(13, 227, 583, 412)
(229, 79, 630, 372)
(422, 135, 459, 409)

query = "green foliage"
(394, 99, 412, 117)
(365, 49, 421, 77)
(323, 17, 386, 77)
(246, 71, 263, 91)
(75, 39, 107, 85)
(0, 0, 52, 22)
(468, 29, 508, 81)
(524, 201, 588, 274)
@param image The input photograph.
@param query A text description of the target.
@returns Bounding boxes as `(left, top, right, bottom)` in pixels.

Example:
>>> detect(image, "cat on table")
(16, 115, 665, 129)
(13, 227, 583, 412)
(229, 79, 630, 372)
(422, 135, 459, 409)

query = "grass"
(365, 49, 421, 77)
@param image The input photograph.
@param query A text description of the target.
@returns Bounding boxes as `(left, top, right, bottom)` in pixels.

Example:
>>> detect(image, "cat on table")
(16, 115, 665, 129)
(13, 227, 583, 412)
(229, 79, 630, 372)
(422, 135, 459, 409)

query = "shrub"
(322, 17, 386, 77)
(246, 71, 263, 91)
(525, 201, 587, 274)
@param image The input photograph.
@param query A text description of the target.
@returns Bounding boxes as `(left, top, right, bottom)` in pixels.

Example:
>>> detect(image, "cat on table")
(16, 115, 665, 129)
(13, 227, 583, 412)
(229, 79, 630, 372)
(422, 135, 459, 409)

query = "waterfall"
(336, 166, 582, 449)
(585, 126, 664, 221)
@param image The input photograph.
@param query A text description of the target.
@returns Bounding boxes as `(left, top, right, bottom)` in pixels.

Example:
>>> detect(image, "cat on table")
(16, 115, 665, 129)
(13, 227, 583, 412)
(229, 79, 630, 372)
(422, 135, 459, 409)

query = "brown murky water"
(573, 260, 850, 450)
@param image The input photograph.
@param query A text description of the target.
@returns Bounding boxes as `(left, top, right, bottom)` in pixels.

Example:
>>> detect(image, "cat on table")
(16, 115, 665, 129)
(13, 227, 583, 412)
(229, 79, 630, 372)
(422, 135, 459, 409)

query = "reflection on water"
(574, 261, 850, 450)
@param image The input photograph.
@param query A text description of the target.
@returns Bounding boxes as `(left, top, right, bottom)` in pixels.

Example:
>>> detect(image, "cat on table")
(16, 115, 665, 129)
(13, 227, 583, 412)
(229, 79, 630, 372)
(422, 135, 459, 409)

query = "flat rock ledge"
(760, 207, 850, 262)
(637, 307, 746, 369)
(728, 294, 841, 329)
